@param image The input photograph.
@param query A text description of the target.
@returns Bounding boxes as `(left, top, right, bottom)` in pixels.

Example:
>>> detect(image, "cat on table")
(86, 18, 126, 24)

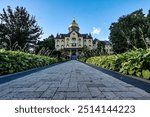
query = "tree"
(36, 35, 55, 56)
(97, 41, 106, 54)
(109, 9, 148, 53)
(37, 35, 55, 50)
(145, 10, 150, 46)
(0, 6, 43, 51)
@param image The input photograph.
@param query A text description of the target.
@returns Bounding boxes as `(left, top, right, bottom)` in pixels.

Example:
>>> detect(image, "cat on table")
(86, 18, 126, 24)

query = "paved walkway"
(0, 60, 150, 100)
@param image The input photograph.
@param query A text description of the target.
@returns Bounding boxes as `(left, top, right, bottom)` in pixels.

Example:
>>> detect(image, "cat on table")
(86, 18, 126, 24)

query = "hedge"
(0, 49, 61, 75)
(86, 49, 150, 80)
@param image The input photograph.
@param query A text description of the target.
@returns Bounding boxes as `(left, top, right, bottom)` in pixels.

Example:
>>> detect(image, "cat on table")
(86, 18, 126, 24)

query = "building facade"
(93, 39, 113, 54)
(55, 18, 93, 58)
(55, 18, 112, 58)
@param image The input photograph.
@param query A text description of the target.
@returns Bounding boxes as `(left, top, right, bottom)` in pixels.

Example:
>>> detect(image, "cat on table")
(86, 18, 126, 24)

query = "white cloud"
(91, 27, 101, 35)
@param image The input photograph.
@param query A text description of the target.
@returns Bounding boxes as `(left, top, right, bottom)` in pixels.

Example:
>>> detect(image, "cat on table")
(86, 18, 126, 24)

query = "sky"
(0, 0, 150, 41)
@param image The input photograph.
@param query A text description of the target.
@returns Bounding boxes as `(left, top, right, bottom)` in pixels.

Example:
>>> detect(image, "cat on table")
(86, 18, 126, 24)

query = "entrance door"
(71, 50, 76, 60)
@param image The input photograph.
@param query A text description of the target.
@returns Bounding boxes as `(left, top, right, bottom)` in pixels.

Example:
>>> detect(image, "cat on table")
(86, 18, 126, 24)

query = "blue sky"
(0, 0, 150, 40)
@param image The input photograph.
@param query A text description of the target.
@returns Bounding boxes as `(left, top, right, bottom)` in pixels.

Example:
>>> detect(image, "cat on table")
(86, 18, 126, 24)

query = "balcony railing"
(72, 43, 76, 47)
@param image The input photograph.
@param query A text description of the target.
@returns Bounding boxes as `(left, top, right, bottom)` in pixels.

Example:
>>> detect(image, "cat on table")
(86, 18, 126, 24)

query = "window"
(66, 44, 69, 47)
(72, 38, 76, 43)
(78, 38, 81, 44)
(84, 40, 86, 45)
(72, 43, 76, 47)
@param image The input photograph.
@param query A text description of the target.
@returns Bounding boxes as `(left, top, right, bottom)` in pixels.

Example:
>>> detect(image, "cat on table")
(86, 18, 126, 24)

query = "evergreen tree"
(0, 6, 43, 50)
(36, 35, 55, 55)
(37, 35, 55, 50)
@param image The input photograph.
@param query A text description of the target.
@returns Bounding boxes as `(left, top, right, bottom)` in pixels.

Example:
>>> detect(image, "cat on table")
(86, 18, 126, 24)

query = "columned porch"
(65, 48, 82, 60)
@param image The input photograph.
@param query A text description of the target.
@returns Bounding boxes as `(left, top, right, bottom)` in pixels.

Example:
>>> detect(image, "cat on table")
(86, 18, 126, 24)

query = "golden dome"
(69, 18, 79, 28)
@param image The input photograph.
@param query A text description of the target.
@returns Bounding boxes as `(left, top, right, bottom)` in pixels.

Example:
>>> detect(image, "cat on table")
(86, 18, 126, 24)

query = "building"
(93, 38, 113, 54)
(55, 18, 93, 58)
(55, 18, 112, 58)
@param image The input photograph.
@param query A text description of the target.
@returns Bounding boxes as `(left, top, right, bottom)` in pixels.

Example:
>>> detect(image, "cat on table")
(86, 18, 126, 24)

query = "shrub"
(0, 49, 60, 75)
(86, 49, 150, 80)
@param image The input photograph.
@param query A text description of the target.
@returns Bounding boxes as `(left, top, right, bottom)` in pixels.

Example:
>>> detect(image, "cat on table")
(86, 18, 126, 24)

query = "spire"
(73, 17, 75, 21)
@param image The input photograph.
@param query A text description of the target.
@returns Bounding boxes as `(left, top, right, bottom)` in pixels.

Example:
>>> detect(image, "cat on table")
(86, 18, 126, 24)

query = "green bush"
(86, 49, 150, 80)
(0, 49, 60, 75)
(78, 57, 88, 62)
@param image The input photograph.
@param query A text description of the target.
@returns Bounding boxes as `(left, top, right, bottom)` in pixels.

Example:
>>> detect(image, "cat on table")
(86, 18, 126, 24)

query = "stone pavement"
(0, 60, 150, 100)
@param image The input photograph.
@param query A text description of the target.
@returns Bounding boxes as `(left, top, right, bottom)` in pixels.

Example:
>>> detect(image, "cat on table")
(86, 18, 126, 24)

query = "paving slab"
(0, 60, 150, 100)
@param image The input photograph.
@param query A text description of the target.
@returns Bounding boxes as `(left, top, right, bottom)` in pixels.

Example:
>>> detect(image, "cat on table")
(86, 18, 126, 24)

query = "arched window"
(66, 44, 69, 47)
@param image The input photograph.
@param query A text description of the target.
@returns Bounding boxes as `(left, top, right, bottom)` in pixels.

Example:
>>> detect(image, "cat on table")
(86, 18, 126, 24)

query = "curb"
(79, 61, 150, 93)
(0, 61, 66, 84)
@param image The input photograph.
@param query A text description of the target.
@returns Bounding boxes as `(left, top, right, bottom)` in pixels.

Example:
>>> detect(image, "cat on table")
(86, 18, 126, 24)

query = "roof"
(101, 41, 111, 45)
(93, 38, 111, 45)
(93, 38, 99, 44)
(55, 31, 93, 39)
